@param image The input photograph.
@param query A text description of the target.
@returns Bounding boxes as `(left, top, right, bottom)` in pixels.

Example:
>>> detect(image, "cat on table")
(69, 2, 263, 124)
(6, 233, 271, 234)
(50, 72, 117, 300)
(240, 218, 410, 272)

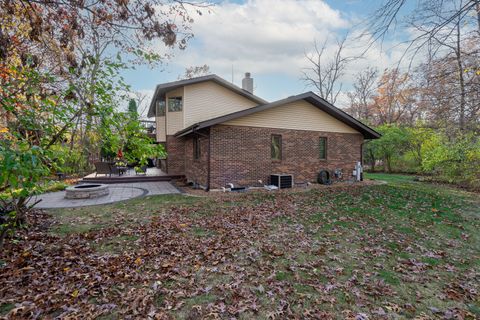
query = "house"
(147, 73, 380, 190)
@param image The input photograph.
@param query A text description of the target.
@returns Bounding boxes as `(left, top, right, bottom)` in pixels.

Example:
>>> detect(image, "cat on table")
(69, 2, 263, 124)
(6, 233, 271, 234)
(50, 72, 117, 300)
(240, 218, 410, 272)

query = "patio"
(33, 181, 181, 208)
(84, 167, 166, 178)
(82, 167, 184, 184)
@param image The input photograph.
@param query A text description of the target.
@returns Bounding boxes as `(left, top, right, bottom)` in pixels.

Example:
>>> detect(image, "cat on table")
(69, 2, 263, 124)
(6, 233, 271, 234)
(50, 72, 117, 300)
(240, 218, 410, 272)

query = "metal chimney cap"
(245, 72, 251, 78)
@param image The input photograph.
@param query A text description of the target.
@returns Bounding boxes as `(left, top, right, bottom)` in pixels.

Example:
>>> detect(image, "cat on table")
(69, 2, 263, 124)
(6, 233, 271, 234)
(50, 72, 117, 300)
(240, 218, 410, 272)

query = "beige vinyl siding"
(155, 116, 166, 142)
(166, 87, 184, 135)
(223, 100, 359, 134)
(184, 82, 258, 127)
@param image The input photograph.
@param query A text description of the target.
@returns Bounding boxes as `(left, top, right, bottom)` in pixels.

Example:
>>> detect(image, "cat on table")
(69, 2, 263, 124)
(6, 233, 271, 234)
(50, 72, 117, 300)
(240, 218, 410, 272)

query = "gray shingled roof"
(174, 91, 381, 139)
(147, 74, 267, 117)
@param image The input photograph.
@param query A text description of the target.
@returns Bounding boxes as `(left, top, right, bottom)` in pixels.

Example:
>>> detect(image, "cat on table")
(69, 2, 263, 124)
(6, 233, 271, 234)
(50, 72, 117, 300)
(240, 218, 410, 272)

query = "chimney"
(242, 72, 253, 93)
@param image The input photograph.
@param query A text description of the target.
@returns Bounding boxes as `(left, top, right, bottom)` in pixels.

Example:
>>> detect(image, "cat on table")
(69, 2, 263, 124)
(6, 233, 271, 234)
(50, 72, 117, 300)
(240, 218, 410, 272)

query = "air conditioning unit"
(270, 174, 293, 189)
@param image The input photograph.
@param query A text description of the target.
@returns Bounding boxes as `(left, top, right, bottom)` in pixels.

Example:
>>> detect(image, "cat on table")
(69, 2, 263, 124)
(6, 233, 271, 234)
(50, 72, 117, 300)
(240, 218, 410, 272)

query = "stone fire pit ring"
(65, 184, 109, 199)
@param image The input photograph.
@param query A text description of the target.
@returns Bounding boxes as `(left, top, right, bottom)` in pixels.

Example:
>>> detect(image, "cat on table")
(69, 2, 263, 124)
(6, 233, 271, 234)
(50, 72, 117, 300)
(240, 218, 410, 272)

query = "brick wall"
(184, 129, 210, 188)
(165, 135, 185, 175)
(209, 125, 363, 189)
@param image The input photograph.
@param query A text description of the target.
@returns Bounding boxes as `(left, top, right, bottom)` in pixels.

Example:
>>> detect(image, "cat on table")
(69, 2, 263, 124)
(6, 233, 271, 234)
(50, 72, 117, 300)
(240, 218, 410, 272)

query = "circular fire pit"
(65, 184, 109, 199)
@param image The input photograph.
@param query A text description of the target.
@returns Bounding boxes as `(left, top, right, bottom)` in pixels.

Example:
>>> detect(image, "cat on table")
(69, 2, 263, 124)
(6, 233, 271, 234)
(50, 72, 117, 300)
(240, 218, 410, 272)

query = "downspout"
(165, 104, 168, 173)
(192, 127, 210, 191)
(207, 127, 211, 192)
(360, 139, 372, 165)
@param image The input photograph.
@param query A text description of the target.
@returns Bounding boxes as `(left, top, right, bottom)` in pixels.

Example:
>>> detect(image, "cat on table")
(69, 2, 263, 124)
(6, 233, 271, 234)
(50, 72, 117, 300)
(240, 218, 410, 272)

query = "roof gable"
(175, 92, 381, 139)
(147, 74, 267, 117)
(223, 99, 360, 134)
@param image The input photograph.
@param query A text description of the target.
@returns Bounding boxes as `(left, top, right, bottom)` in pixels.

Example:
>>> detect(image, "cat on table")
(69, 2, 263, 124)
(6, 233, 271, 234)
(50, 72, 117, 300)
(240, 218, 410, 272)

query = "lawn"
(0, 175, 479, 319)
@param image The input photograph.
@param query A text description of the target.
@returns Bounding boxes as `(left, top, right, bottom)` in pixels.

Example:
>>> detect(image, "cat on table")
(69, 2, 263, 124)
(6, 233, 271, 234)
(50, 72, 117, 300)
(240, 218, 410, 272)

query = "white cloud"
(171, 0, 350, 77)
(141, 0, 425, 105)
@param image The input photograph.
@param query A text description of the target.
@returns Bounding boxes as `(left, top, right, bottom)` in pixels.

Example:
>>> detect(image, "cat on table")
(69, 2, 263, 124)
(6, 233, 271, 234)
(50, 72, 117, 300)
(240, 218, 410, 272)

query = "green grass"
(4, 173, 478, 318)
(0, 303, 14, 316)
(49, 194, 202, 236)
(378, 269, 400, 285)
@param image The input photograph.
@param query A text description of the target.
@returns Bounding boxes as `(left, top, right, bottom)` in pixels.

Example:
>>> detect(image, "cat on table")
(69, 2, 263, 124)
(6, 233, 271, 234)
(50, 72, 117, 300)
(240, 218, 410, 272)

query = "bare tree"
(408, 0, 480, 130)
(364, 0, 480, 131)
(301, 36, 356, 104)
(366, 0, 480, 47)
(346, 67, 378, 122)
(179, 64, 211, 80)
(133, 91, 150, 119)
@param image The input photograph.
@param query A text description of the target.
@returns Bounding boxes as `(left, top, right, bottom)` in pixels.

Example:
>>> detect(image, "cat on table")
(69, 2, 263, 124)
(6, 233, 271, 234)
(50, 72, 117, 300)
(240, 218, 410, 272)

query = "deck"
(82, 167, 184, 184)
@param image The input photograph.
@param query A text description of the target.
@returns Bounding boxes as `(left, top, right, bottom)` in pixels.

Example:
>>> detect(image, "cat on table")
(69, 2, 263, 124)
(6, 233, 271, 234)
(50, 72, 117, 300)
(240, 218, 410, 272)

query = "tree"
(0, 0, 205, 247)
(1, 0, 203, 166)
(369, 125, 410, 172)
(367, 0, 480, 48)
(370, 69, 419, 126)
(302, 36, 356, 104)
(128, 98, 138, 119)
(365, 0, 480, 132)
(179, 64, 211, 79)
(346, 67, 378, 123)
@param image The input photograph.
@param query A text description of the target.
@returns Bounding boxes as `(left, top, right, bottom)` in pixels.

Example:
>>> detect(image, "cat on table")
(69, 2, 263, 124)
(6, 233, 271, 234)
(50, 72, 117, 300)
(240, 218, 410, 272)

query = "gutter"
(175, 123, 200, 137)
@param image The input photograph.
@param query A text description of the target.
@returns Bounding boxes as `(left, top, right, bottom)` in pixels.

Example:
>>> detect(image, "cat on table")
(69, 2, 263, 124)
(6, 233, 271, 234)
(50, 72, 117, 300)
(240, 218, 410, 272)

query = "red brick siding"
(184, 130, 210, 188)
(209, 125, 363, 189)
(165, 135, 185, 175)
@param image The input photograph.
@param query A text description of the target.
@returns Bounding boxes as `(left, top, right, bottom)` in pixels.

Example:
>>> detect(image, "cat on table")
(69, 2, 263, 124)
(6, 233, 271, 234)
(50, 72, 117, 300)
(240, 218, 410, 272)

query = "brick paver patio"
(33, 182, 180, 209)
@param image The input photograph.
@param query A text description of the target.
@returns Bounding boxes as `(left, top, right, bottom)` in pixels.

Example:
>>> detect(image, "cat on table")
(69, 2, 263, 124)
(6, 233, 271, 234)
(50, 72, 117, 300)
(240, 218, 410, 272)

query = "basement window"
(156, 100, 166, 116)
(271, 134, 282, 160)
(319, 137, 327, 160)
(168, 97, 183, 112)
(193, 136, 200, 160)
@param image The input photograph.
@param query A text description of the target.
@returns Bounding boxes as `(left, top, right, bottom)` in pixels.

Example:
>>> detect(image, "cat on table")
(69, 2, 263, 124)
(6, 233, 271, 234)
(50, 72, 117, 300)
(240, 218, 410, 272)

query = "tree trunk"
(455, 20, 466, 131)
(476, 3, 480, 33)
(385, 156, 392, 173)
(369, 149, 376, 172)
(0, 227, 8, 250)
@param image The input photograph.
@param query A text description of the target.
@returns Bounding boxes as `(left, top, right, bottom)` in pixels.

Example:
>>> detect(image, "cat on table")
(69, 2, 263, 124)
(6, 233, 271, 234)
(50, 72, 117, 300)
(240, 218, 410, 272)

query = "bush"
(422, 132, 480, 189)
(365, 125, 480, 190)
(50, 145, 90, 175)
(0, 136, 50, 248)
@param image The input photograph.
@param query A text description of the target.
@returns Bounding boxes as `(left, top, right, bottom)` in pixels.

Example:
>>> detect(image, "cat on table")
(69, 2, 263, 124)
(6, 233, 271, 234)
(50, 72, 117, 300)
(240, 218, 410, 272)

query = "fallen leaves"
(0, 185, 478, 319)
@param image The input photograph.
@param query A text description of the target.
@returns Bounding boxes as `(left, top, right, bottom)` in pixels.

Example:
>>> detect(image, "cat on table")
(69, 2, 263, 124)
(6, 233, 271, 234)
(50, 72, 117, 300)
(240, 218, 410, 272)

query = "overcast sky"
(124, 0, 413, 117)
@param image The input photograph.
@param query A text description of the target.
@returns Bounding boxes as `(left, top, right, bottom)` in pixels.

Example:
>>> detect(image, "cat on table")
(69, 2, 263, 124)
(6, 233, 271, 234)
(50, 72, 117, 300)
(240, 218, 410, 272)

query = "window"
(193, 136, 200, 160)
(156, 100, 165, 116)
(271, 134, 282, 160)
(168, 97, 183, 112)
(319, 137, 327, 159)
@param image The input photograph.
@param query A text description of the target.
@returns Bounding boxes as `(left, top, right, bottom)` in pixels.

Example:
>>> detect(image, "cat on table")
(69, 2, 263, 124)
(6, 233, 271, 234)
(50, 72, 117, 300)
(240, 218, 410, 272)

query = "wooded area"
(0, 0, 203, 247)
(304, 0, 480, 189)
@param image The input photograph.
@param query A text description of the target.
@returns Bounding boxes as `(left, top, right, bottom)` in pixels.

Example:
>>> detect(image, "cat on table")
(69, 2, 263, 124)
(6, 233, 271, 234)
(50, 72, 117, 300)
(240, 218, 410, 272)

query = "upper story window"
(168, 97, 183, 112)
(271, 134, 282, 160)
(319, 137, 327, 160)
(156, 100, 166, 116)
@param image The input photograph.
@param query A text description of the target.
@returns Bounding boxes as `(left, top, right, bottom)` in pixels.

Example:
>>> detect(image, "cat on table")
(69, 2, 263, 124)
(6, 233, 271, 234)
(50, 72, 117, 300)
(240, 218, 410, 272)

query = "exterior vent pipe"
(242, 72, 253, 93)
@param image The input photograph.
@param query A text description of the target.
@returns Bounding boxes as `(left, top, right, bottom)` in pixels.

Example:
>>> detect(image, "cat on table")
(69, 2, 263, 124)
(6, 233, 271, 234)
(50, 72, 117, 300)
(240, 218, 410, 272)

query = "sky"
(123, 0, 414, 117)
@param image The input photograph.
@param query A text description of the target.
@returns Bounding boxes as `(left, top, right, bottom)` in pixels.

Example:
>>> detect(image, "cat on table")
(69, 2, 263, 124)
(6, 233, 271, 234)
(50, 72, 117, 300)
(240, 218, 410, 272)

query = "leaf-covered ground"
(1, 175, 479, 319)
